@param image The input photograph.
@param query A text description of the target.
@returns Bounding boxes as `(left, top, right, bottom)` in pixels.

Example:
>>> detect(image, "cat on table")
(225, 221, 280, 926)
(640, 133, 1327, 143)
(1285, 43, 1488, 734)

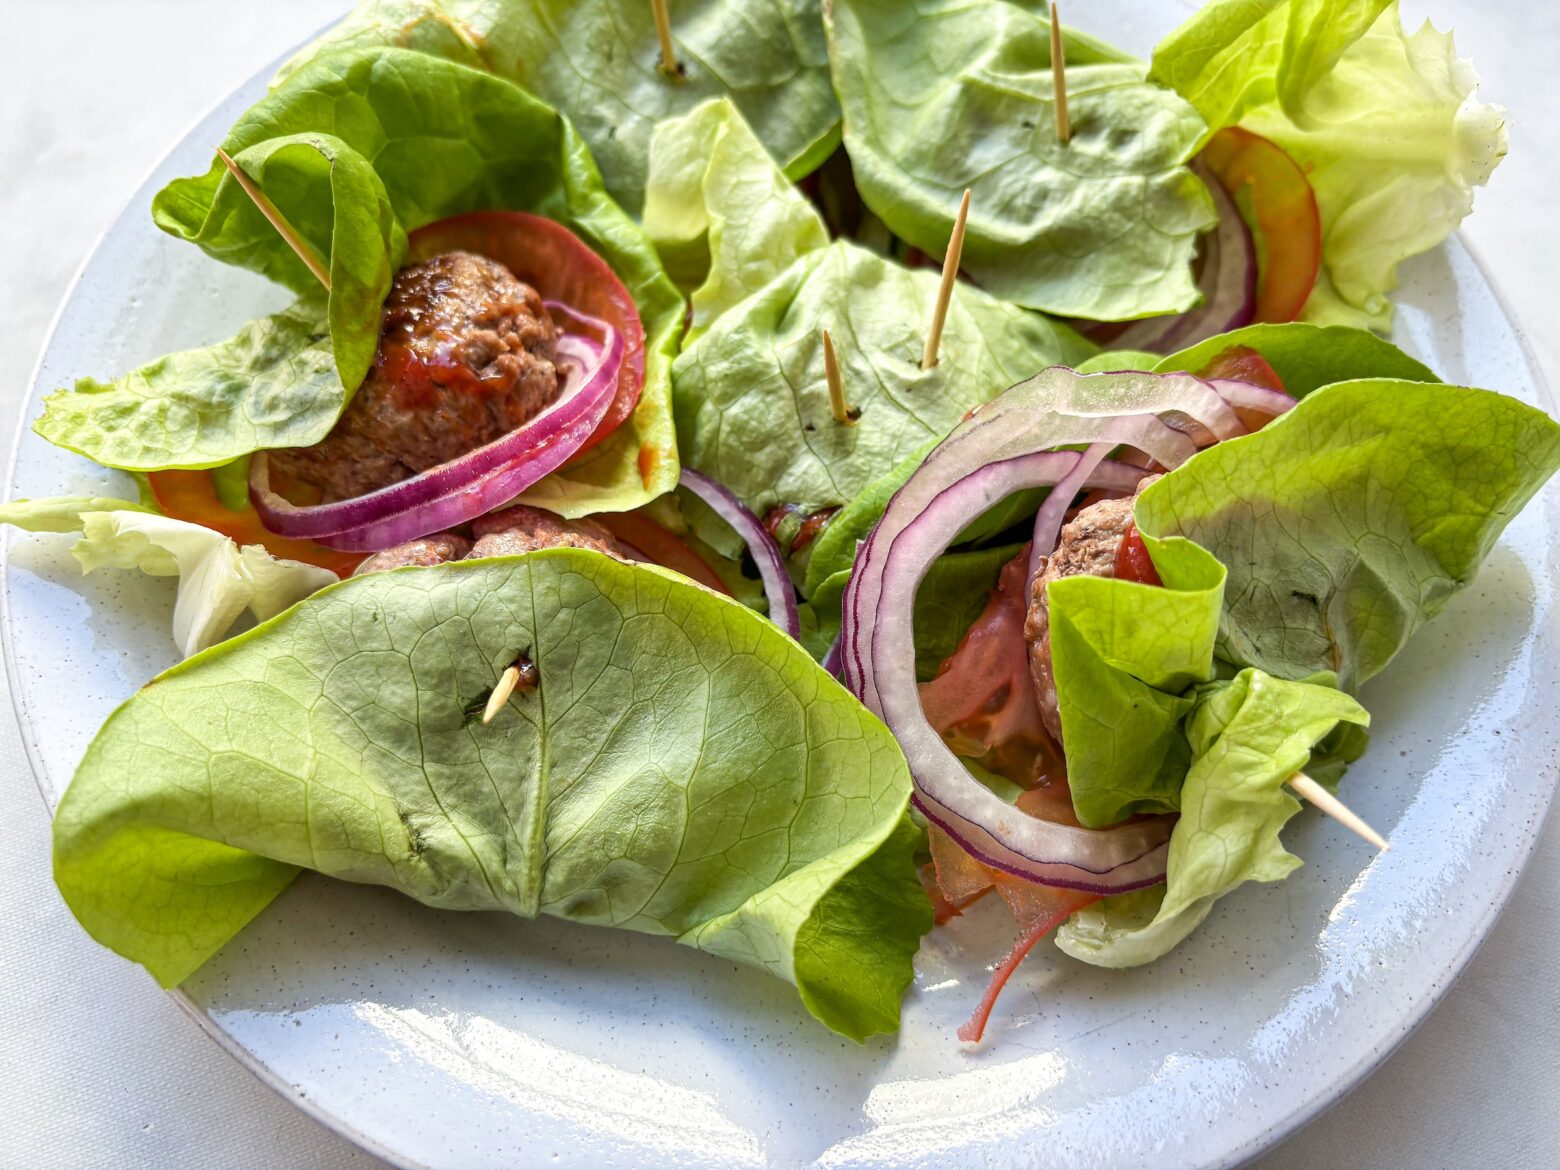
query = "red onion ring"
(842, 366, 1257, 891)
(252, 306, 624, 552)
(1111, 169, 1258, 353)
(1029, 442, 1115, 580)
(821, 634, 843, 677)
(1207, 377, 1297, 420)
(679, 468, 800, 640)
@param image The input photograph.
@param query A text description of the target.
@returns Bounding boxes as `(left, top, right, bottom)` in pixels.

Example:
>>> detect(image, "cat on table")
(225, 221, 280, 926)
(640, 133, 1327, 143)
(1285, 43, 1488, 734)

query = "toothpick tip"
(821, 329, 856, 426)
(1288, 772, 1390, 852)
(921, 189, 973, 369)
(482, 665, 521, 724)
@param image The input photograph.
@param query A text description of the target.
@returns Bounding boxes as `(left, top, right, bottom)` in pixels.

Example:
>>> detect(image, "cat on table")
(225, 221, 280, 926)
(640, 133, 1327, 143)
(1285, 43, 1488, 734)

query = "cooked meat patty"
(271, 251, 560, 502)
(352, 532, 471, 576)
(468, 506, 625, 560)
(353, 507, 626, 577)
(1024, 476, 1158, 743)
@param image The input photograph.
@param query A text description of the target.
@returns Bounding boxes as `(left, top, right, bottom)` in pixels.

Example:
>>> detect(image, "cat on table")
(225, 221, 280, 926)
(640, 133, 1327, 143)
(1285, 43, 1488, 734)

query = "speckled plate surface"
(7, 4, 1558, 1168)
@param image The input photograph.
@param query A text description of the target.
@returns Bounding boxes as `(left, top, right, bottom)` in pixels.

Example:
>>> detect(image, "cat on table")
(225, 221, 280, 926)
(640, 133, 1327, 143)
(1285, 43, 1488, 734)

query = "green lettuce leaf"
(908, 544, 1024, 681)
(827, 0, 1217, 320)
(52, 551, 930, 1040)
(1057, 668, 1368, 967)
(801, 439, 937, 598)
(1151, 1, 1507, 328)
(797, 321, 1425, 600)
(1136, 379, 1560, 687)
(274, 0, 841, 216)
(1152, 321, 1436, 392)
(50, 48, 687, 514)
(152, 132, 400, 392)
(673, 239, 1094, 527)
(0, 496, 156, 532)
(36, 300, 341, 473)
(1075, 349, 1163, 375)
(1046, 537, 1226, 827)
(1052, 886, 1213, 968)
(643, 98, 830, 341)
(1148, 0, 1394, 132)
(0, 502, 337, 657)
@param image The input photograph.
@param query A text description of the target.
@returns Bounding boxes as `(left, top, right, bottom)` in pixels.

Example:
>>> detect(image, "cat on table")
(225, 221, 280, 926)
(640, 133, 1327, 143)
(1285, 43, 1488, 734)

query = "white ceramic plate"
(7, 5, 1558, 1168)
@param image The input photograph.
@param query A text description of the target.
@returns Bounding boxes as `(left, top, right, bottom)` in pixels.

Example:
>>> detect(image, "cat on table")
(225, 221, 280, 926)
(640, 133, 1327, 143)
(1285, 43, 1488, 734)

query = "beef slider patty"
(1023, 475, 1159, 743)
(352, 533, 472, 575)
(271, 251, 560, 502)
(352, 507, 626, 577)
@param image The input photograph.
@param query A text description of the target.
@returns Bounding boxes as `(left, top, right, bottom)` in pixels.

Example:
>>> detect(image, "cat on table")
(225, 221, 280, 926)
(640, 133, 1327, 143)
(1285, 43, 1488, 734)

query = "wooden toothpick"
(651, 0, 682, 77)
(482, 665, 521, 724)
(1288, 772, 1390, 851)
(921, 187, 972, 370)
(1050, 2, 1070, 145)
(216, 148, 331, 291)
(821, 329, 858, 426)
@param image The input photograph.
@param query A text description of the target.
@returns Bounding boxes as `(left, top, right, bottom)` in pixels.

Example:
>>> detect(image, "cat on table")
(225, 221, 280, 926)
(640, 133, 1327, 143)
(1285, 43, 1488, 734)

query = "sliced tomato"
(929, 823, 1001, 908)
(594, 511, 731, 596)
(406, 210, 646, 455)
(1197, 344, 1287, 393)
(1200, 126, 1321, 324)
(920, 859, 987, 925)
(147, 470, 364, 576)
(928, 825, 1100, 1043)
(1112, 522, 1162, 585)
(957, 884, 1100, 1043)
(918, 549, 1065, 787)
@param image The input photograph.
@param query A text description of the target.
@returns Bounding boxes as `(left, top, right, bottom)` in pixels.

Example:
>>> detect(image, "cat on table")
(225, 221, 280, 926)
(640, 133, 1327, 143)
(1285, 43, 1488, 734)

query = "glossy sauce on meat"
(271, 252, 560, 502)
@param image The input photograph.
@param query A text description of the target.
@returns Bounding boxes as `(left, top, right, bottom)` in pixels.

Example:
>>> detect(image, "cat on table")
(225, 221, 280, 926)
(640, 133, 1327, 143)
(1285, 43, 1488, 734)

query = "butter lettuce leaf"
(0, 495, 157, 532)
(1152, 321, 1436, 393)
(644, 98, 830, 341)
(1136, 379, 1560, 687)
(0, 501, 336, 657)
(673, 239, 1094, 525)
(36, 300, 341, 473)
(1057, 669, 1368, 968)
(1151, 1, 1507, 328)
(52, 551, 930, 1040)
(131, 48, 685, 513)
(1047, 537, 1226, 827)
(275, 0, 841, 216)
(828, 0, 1216, 320)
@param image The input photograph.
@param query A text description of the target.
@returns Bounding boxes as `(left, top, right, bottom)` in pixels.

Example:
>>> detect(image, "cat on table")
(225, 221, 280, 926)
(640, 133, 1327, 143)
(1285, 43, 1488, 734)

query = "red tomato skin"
(1201, 126, 1322, 324)
(147, 470, 364, 576)
(1113, 522, 1162, 586)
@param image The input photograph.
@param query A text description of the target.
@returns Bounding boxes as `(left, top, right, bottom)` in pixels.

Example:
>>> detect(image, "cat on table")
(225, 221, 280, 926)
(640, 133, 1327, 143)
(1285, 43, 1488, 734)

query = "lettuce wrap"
(826, 0, 1217, 321)
(51, 551, 931, 1041)
(37, 47, 685, 517)
(810, 325, 1558, 967)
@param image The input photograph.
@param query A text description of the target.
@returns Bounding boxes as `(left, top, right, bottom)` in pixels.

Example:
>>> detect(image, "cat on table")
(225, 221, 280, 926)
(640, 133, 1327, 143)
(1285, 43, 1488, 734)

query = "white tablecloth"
(1, 3, 1555, 1167)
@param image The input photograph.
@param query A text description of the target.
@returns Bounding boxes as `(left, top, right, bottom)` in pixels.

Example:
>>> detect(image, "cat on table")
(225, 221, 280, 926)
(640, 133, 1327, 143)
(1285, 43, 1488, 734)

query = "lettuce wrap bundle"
(8, 0, 1550, 1044)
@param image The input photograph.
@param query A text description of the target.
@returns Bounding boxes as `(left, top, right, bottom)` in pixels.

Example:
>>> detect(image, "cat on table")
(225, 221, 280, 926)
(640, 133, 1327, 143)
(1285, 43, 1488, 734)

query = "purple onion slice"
(252, 306, 623, 551)
(842, 366, 1261, 891)
(1207, 377, 1297, 419)
(679, 468, 800, 640)
(1111, 170, 1259, 354)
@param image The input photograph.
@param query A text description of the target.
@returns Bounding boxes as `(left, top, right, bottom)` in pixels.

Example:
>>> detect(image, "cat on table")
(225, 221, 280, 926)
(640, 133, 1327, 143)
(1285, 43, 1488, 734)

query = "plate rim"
(4, 26, 1556, 1170)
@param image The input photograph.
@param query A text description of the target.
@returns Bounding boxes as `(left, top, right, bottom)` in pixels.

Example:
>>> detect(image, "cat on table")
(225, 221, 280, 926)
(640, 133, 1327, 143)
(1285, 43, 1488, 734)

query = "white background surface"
(0, 2, 1555, 1168)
